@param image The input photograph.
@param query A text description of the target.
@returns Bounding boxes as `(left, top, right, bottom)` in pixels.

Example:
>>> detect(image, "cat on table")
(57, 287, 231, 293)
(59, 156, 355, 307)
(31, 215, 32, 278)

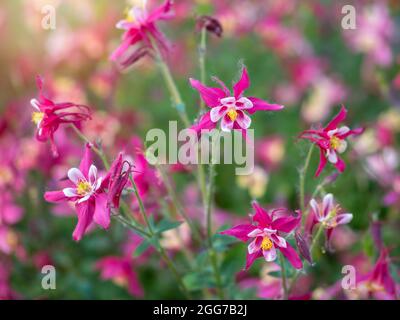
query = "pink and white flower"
(220, 201, 303, 270)
(300, 106, 363, 177)
(190, 67, 284, 135)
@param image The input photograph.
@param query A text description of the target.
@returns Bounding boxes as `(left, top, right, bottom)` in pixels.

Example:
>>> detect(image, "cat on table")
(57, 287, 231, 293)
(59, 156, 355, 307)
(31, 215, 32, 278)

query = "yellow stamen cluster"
(76, 180, 92, 196)
(261, 237, 273, 251)
(31, 111, 44, 125)
(227, 109, 238, 121)
(330, 136, 341, 150)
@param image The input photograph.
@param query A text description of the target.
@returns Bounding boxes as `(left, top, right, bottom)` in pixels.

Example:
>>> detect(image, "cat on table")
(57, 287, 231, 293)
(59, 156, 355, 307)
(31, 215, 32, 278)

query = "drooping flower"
(44, 144, 110, 241)
(30, 75, 91, 157)
(306, 193, 353, 249)
(220, 201, 303, 270)
(300, 106, 363, 177)
(189, 67, 284, 135)
(111, 0, 174, 68)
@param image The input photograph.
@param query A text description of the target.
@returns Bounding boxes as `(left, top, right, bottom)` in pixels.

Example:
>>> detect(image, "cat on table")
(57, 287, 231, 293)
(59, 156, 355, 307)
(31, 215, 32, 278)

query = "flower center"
(330, 136, 341, 150)
(76, 180, 92, 196)
(227, 109, 238, 121)
(32, 111, 44, 125)
(261, 237, 273, 251)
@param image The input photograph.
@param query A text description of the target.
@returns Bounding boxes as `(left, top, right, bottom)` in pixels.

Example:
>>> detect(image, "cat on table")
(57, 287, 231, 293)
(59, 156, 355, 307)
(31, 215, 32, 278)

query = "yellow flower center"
(227, 109, 238, 121)
(330, 136, 341, 150)
(261, 237, 273, 251)
(32, 111, 44, 125)
(76, 180, 92, 196)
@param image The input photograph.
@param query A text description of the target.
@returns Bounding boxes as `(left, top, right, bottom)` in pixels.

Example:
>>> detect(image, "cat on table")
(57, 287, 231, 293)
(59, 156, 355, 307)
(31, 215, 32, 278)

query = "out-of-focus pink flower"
(190, 67, 284, 135)
(306, 194, 353, 249)
(44, 144, 110, 241)
(300, 106, 364, 177)
(355, 248, 397, 299)
(256, 136, 285, 170)
(111, 0, 174, 68)
(344, 3, 394, 67)
(30, 76, 91, 157)
(220, 201, 303, 270)
(96, 256, 143, 297)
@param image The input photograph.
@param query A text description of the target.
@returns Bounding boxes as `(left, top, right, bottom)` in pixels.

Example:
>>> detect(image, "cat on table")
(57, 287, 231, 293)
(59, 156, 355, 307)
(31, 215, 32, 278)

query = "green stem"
(70, 124, 110, 169)
(128, 174, 192, 299)
(198, 27, 207, 111)
(279, 252, 288, 299)
(288, 223, 325, 295)
(150, 37, 191, 127)
(300, 144, 314, 221)
(156, 164, 202, 243)
(205, 163, 224, 299)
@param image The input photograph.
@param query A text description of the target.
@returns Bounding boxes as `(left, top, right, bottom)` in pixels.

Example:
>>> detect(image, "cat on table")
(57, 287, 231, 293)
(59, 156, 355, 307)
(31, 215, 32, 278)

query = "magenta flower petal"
(79, 143, 93, 177)
(44, 191, 70, 203)
(271, 214, 301, 233)
(190, 112, 216, 134)
(72, 201, 95, 241)
(189, 78, 226, 107)
(335, 157, 346, 172)
(251, 201, 272, 227)
(245, 250, 263, 270)
(93, 193, 111, 229)
(247, 97, 284, 114)
(315, 148, 328, 177)
(220, 224, 256, 242)
(325, 105, 347, 131)
(278, 242, 303, 269)
(233, 67, 250, 98)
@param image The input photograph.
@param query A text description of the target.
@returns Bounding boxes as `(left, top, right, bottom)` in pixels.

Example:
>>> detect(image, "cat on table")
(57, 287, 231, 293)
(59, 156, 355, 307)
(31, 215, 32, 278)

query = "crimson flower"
(220, 202, 303, 270)
(190, 67, 284, 135)
(30, 76, 91, 157)
(44, 144, 110, 241)
(110, 0, 173, 68)
(300, 106, 363, 177)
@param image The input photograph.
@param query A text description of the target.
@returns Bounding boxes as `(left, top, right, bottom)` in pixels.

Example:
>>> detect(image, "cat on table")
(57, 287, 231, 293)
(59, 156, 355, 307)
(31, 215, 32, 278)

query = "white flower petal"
(327, 149, 338, 164)
(30, 99, 40, 111)
(248, 238, 261, 254)
(77, 194, 91, 203)
(221, 116, 234, 132)
(63, 188, 78, 197)
(247, 228, 263, 238)
(323, 194, 334, 218)
(337, 140, 347, 153)
(236, 97, 253, 109)
(210, 106, 227, 122)
(235, 111, 252, 129)
(67, 168, 86, 185)
(220, 97, 236, 105)
(337, 126, 350, 136)
(262, 246, 277, 262)
(88, 165, 98, 185)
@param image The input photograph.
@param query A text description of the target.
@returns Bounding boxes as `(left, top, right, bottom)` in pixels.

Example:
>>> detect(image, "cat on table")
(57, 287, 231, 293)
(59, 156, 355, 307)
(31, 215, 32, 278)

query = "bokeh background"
(0, 0, 399, 299)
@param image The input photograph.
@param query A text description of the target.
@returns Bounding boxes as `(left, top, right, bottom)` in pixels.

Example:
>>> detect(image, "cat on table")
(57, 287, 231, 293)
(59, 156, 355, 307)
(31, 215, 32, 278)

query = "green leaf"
(133, 239, 151, 257)
(212, 233, 237, 252)
(183, 270, 214, 291)
(155, 219, 183, 234)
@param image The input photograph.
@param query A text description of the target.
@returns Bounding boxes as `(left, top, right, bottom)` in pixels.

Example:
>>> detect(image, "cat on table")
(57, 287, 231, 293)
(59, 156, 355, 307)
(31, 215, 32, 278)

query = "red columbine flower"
(44, 144, 110, 241)
(30, 75, 91, 157)
(190, 67, 284, 135)
(110, 0, 173, 68)
(305, 193, 353, 249)
(299, 106, 363, 177)
(220, 202, 303, 270)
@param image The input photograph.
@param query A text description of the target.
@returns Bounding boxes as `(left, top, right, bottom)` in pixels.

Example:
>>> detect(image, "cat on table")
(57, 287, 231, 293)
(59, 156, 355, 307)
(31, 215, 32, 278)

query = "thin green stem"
(279, 252, 288, 299)
(156, 164, 202, 243)
(198, 27, 207, 111)
(150, 37, 191, 127)
(288, 223, 325, 295)
(300, 144, 314, 220)
(70, 124, 110, 169)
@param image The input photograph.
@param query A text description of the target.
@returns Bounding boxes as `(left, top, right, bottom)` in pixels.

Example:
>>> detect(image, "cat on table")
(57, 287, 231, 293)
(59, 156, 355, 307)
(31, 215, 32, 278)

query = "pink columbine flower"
(190, 67, 284, 135)
(220, 201, 303, 270)
(30, 75, 91, 157)
(44, 144, 110, 241)
(306, 193, 353, 248)
(111, 0, 174, 68)
(299, 106, 363, 177)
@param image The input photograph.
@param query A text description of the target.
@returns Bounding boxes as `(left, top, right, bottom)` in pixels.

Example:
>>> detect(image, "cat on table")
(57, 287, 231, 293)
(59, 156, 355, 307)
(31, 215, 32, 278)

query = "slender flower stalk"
(198, 27, 207, 111)
(279, 252, 288, 299)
